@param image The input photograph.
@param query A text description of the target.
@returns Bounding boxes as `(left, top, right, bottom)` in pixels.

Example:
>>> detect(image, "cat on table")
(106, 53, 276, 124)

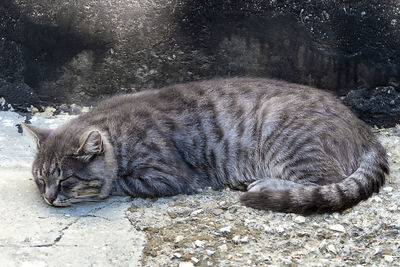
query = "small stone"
(171, 253, 182, 259)
(194, 240, 205, 248)
(384, 255, 393, 263)
(388, 205, 398, 211)
(224, 213, 234, 220)
(327, 244, 337, 254)
(232, 235, 241, 243)
(206, 250, 215, 256)
(219, 226, 232, 234)
(258, 255, 272, 262)
(318, 240, 327, 251)
(191, 209, 203, 216)
(212, 209, 224, 216)
(329, 224, 345, 233)
(262, 224, 273, 233)
(240, 236, 249, 243)
(370, 196, 383, 202)
(282, 259, 293, 265)
(383, 186, 393, 192)
(390, 100, 395, 106)
(179, 262, 194, 267)
(191, 257, 199, 264)
(275, 226, 285, 233)
(175, 235, 184, 243)
(218, 244, 228, 251)
(294, 215, 306, 223)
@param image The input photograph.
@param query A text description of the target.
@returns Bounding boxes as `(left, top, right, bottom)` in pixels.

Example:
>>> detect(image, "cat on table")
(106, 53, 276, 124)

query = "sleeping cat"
(22, 78, 388, 215)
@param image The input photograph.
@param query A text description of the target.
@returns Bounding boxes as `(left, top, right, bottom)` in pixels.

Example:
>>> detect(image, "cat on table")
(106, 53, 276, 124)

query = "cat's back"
(76, 77, 359, 135)
(88, 77, 342, 115)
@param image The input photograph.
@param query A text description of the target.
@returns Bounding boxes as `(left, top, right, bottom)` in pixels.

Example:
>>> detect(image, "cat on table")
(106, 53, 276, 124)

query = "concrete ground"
(0, 110, 146, 266)
(1, 110, 399, 267)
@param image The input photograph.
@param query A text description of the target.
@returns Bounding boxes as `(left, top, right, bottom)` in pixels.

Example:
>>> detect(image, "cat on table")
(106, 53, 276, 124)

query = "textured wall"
(0, 0, 399, 125)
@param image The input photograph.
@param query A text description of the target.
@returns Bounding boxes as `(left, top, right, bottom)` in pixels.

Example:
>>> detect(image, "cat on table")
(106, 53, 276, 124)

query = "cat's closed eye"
(36, 179, 45, 192)
(60, 177, 78, 188)
(51, 165, 61, 177)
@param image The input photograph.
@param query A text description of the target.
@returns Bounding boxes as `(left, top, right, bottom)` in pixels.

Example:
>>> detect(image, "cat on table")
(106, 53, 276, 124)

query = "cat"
(22, 78, 388, 215)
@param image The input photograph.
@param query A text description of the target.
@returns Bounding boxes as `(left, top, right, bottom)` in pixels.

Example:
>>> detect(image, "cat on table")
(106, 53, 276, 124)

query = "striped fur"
(24, 78, 388, 214)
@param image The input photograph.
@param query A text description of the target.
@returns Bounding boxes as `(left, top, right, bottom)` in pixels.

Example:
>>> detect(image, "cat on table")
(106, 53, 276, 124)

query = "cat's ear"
(21, 123, 52, 148)
(78, 130, 104, 155)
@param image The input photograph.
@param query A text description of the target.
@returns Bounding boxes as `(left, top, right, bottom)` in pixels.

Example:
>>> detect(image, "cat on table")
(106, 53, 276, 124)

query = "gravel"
(126, 126, 400, 267)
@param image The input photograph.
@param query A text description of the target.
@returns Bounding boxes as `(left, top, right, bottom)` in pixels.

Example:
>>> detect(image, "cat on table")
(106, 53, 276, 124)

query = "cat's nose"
(44, 184, 58, 205)
(44, 195, 56, 205)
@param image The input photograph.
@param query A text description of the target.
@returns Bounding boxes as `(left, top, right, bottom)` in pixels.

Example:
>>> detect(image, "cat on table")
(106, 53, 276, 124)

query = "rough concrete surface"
(0, 111, 146, 266)
(0, 109, 399, 266)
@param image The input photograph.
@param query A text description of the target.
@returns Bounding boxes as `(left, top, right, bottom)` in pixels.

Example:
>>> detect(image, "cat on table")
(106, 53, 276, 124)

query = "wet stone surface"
(1, 0, 400, 125)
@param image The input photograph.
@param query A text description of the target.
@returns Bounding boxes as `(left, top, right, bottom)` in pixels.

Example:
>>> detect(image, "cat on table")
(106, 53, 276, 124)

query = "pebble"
(262, 224, 273, 233)
(175, 235, 184, 243)
(194, 240, 205, 248)
(275, 226, 285, 233)
(329, 224, 346, 233)
(232, 235, 241, 243)
(370, 196, 383, 202)
(206, 250, 215, 256)
(384, 255, 394, 263)
(240, 236, 249, 243)
(218, 244, 228, 252)
(294, 215, 306, 223)
(191, 209, 203, 216)
(171, 253, 182, 259)
(224, 213, 234, 220)
(213, 208, 224, 216)
(388, 205, 398, 211)
(191, 257, 199, 264)
(327, 244, 337, 254)
(383, 186, 393, 192)
(179, 262, 194, 267)
(318, 240, 327, 251)
(219, 226, 232, 234)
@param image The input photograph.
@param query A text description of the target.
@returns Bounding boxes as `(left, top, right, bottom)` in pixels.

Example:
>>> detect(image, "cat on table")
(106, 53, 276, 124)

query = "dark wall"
(0, 0, 399, 125)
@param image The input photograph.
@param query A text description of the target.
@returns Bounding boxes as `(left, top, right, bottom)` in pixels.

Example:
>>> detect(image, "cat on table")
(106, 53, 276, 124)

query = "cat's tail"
(240, 144, 389, 215)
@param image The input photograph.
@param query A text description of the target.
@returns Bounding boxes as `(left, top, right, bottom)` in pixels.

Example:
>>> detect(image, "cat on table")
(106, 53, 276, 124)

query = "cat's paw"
(247, 179, 303, 192)
(247, 180, 266, 192)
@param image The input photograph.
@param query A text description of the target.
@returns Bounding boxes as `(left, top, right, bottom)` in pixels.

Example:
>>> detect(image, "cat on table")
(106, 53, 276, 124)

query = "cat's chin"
(43, 195, 75, 207)
(44, 198, 72, 207)
(51, 201, 73, 207)
(46, 195, 103, 207)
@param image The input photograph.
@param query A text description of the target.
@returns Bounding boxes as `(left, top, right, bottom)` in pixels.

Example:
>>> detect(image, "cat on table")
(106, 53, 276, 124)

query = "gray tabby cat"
(23, 78, 388, 215)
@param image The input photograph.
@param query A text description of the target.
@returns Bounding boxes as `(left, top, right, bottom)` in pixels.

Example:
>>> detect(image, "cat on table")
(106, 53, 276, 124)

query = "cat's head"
(22, 123, 116, 207)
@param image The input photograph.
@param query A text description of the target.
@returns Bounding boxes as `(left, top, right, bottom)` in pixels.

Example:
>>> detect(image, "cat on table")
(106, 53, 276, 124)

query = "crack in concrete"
(31, 218, 79, 248)
(22, 198, 129, 248)
(81, 214, 111, 221)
